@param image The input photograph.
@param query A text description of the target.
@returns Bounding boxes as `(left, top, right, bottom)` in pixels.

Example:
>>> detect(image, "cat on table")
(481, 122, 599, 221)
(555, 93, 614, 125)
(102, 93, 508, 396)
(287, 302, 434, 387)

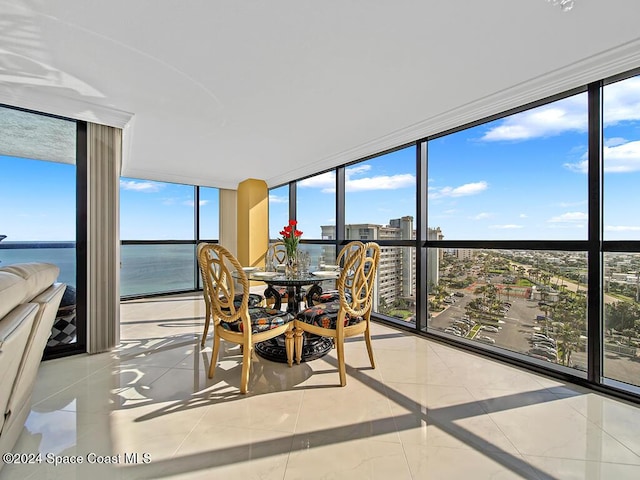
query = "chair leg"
(294, 327, 304, 365)
(240, 342, 252, 394)
(208, 331, 220, 379)
(336, 334, 347, 387)
(201, 303, 211, 347)
(284, 328, 294, 367)
(364, 326, 376, 369)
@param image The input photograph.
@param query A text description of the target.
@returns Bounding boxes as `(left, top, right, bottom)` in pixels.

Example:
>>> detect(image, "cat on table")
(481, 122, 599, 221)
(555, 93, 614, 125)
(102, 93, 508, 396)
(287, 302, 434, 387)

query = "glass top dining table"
(244, 270, 339, 314)
(238, 269, 340, 363)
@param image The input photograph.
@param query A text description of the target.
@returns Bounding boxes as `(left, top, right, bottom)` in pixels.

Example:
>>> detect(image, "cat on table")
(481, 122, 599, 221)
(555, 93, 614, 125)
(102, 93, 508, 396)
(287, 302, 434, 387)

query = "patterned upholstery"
(309, 289, 350, 306)
(220, 307, 294, 334)
(223, 293, 264, 310)
(296, 302, 362, 330)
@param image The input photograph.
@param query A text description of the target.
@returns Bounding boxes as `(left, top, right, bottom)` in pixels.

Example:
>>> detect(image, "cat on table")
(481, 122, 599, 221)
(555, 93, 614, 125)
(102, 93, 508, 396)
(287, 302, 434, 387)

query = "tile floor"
(2, 293, 640, 479)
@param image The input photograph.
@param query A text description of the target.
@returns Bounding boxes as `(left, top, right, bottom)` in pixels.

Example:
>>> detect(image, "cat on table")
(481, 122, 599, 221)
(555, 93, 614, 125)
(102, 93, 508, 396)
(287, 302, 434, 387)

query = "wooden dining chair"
(264, 241, 290, 306)
(197, 244, 295, 393)
(294, 242, 380, 386)
(197, 242, 264, 347)
(307, 241, 364, 306)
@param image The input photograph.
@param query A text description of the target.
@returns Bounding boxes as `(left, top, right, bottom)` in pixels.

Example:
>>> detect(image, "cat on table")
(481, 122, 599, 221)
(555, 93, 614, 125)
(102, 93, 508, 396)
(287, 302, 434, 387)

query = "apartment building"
(321, 216, 416, 307)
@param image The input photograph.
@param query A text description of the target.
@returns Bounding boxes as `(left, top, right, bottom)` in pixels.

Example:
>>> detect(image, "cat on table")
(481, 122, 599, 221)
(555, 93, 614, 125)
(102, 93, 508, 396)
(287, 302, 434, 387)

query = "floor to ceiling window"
(273, 67, 640, 401)
(119, 178, 211, 297)
(119, 179, 220, 298)
(343, 148, 417, 320)
(296, 169, 337, 267)
(268, 184, 290, 241)
(426, 91, 590, 375)
(602, 74, 640, 392)
(199, 186, 220, 241)
(0, 105, 84, 356)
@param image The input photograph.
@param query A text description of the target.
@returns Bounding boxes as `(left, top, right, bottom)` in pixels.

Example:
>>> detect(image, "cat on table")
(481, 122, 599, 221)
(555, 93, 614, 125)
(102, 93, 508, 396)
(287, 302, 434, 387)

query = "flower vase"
(285, 251, 299, 279)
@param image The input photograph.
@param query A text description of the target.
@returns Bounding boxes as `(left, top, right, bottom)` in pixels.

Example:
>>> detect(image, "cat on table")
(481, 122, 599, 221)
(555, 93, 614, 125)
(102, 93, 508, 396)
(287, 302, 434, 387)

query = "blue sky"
(2, 77, 640, 242)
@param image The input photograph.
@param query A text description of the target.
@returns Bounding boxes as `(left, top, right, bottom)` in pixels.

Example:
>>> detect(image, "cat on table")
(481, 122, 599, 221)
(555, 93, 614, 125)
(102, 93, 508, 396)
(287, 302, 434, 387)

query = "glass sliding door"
(0, 105, 81, 354)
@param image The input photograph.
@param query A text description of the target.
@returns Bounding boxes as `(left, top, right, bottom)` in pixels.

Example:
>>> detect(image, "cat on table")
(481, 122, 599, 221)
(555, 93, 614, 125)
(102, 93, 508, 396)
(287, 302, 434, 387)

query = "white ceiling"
(2, 1, 640, 190)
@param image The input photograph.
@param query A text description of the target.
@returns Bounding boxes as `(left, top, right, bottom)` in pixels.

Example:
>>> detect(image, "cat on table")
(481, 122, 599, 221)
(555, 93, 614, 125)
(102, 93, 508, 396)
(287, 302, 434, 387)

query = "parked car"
(533, 343, 556, 354)
(532, 333, 555, 345)
(481, 325, 499, 333)
(476, 335, 496, 344)
(454, 292, 464, 297)
(444, 327, 462, 337)
(452, 321, 469, 330)
(529, 353, 551, 362)
(529, 347, 557, 360)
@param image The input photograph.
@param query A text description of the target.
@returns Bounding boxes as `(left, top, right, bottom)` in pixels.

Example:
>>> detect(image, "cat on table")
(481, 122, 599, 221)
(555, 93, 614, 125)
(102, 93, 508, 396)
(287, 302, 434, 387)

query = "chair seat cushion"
(295, 302, 363, 330)
(309, 290, 351, 306)
(221, 293, 264, 311)
(220, 307, 294, 334)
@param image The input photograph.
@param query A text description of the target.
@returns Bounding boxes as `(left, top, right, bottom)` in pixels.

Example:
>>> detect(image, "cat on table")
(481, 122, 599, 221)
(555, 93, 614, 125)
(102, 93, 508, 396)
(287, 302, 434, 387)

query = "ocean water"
(0, 242, 338, 297)
(0, 244, 77, 287)
(0, 243, 196, 296)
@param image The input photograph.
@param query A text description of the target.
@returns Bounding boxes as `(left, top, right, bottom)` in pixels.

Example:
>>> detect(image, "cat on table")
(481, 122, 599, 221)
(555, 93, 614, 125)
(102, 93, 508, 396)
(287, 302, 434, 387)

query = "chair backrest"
(337, 242, 380, 318)
(197, 243, 249, 326)
(336, 241, 364, 267)
(266, 241, 287, 267)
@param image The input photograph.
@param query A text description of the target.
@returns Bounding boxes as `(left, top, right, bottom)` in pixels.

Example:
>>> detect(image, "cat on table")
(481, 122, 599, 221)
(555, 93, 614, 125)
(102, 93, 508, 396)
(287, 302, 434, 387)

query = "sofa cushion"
(0, 263, 60, 303)
(0, 272, 28, 319)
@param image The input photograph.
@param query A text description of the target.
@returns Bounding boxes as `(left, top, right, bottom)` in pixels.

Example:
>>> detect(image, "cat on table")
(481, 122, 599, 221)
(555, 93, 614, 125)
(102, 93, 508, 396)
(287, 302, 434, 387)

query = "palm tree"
(504, 286, 513, 301)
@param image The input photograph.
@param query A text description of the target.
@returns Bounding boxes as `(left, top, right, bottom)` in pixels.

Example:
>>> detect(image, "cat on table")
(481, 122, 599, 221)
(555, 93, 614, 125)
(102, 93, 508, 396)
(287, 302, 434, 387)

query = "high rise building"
(321, 216, 416, 309)
(427, 227, 444, 293)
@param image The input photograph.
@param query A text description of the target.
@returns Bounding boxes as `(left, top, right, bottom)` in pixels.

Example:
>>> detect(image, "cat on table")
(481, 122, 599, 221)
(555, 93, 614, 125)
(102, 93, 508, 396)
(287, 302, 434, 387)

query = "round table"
(245, 270, 338, 363)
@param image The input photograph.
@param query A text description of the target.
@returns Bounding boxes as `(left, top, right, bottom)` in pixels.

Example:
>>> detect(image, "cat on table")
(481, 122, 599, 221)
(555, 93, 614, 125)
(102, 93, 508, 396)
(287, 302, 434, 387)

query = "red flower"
(280, 220, 303, 256)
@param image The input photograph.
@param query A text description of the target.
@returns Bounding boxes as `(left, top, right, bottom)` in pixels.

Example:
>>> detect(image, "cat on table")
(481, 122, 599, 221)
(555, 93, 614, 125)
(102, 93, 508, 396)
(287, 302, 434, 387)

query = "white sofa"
(0, 262, 65, 465)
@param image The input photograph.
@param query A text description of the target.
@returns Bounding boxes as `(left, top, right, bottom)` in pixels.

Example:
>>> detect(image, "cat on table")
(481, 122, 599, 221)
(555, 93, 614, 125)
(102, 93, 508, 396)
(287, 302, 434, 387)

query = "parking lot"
(429, 288, 553, 358)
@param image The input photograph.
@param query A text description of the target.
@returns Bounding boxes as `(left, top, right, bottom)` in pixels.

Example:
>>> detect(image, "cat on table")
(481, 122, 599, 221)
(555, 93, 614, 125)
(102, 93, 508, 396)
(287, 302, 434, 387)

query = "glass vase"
(285, 250, 299, 279)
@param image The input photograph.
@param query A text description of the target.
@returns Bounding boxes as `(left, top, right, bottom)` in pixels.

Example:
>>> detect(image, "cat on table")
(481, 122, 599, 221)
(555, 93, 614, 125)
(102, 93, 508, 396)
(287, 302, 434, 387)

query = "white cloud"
(482, 77, 640, 142)
(548, 212, 587, 223)
(120, 179, 163, 192)
(298, 171, 335, 190)
(299, 166, 415, 193)
(602, 140, 640, 173)
(565, 140, 640, 173)
(183, 199, 209, 207)
(346, 164, 372, 176)
(489, 224, 523, 229)
(268, 194, 288, 203)
(555, 200, 587, 208)
(602, 76, 640, 125)
(605, 137, 628, 147)
(482, 96, 587, 141)
(519, 213, 528, 218)
(347, 173, 415, 192)
(430, 181, 488, 199)
(605, 225, 640, 232)
(472, 212, 492, 220)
